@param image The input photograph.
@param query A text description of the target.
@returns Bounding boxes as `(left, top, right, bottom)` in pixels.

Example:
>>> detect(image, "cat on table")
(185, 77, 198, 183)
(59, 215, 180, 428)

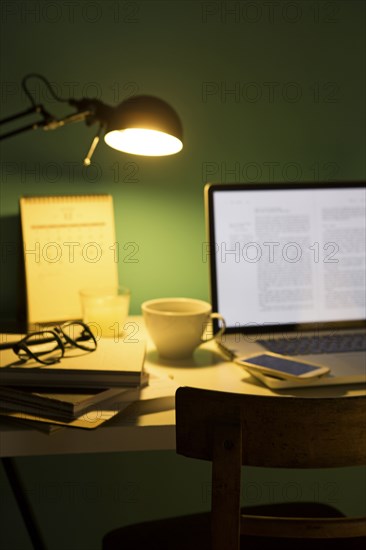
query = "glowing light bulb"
(104, 128, 183, 156)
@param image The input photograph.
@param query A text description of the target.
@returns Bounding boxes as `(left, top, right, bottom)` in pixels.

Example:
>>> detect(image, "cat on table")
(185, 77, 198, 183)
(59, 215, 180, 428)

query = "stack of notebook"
(0, 337, 148, 431)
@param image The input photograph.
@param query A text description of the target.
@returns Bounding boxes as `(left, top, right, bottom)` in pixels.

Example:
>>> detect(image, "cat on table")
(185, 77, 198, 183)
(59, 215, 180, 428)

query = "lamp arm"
(0, 104, 56, 141)
(0, 106, 41, 126)
(43, 110, 93, 130)
(0, 121, 46, 141)
(0, 104, 95, 141)
(0, 94, 110, 169)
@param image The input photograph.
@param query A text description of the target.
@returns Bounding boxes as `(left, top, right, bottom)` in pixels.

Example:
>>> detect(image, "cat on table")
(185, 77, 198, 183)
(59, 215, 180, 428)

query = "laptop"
(204, 182, 366, 388)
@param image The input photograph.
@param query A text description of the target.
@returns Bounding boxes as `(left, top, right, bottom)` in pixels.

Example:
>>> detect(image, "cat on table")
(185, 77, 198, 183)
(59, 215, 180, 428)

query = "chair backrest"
(176, 387, 366, 549)
(176, 387, 366, 468)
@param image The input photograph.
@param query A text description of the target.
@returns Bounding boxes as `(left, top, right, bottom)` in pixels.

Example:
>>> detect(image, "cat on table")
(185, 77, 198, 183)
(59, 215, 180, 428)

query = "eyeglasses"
(13, 321, 97, 365)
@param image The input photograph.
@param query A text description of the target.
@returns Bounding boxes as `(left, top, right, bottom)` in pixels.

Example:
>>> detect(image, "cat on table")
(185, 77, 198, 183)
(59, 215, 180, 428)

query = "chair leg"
(211, 422, 242, 550)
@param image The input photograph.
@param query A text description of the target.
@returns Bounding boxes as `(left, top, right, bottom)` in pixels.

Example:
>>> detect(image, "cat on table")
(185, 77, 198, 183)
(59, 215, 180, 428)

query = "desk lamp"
(0, 74, 183, 165)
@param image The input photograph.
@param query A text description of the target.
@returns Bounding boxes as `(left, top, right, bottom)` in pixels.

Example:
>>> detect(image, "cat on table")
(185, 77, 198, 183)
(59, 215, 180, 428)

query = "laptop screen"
(205, 183, 366, 332)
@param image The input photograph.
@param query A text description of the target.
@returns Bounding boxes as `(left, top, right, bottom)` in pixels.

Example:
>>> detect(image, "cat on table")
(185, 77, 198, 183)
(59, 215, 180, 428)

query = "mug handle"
(201, 312, 226, 343)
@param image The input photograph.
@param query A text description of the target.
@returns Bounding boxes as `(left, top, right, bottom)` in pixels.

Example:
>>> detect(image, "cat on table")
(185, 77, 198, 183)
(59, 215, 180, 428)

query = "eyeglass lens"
(59, 322, 97, 351)
(16, 331, 64, 364)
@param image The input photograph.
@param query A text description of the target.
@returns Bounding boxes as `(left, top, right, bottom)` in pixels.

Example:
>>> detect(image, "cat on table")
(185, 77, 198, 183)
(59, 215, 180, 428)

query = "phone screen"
(242, 354, 320, 376)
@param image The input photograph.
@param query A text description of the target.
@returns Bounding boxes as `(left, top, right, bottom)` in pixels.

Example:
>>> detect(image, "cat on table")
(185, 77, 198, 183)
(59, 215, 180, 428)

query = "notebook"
(204, 182, 366, 388)
(0, 337, 147, 389)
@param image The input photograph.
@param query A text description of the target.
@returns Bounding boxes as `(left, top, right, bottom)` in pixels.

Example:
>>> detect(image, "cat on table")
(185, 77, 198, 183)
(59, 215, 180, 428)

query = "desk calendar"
(20, 195, 118, 326)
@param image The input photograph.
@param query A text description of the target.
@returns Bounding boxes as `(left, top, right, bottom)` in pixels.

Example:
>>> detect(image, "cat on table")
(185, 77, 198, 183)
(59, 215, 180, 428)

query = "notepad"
(0, 338, 147, 389)
(19, 194, 118, 326)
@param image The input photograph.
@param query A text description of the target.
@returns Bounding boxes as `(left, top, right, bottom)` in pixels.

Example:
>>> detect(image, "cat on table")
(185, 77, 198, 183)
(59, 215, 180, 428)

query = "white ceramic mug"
(141, 297, 226, 360)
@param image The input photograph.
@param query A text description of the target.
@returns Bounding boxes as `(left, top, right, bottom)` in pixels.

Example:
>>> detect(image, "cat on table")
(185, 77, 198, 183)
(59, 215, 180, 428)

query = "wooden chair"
(103, 387, 366, 549)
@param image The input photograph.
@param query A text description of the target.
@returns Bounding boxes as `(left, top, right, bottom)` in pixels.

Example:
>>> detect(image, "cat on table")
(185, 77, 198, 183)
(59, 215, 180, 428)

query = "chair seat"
(103, 503, 365, 550)
(103, 511, 212, 550)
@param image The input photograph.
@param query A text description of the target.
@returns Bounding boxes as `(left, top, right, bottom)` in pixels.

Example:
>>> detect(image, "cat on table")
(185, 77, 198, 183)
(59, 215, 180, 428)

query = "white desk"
(1, 317, 365, 458)
(1, 317, 365, 550)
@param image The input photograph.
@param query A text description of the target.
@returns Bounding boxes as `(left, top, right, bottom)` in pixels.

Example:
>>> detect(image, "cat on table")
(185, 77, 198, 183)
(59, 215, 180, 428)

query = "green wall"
(1, 0, 365, 320)
(0, 1, 365, 549)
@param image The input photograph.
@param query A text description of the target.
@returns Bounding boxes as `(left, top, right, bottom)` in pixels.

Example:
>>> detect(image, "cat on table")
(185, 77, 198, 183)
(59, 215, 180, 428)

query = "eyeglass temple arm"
(0, 334, 59, 351)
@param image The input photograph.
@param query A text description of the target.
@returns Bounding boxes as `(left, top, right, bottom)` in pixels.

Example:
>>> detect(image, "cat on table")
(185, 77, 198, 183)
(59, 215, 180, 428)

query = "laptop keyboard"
(257, 332, 366, 356)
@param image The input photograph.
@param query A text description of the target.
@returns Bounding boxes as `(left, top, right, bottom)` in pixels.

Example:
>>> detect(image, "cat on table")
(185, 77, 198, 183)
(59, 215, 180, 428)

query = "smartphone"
(234, 352, 330, 380)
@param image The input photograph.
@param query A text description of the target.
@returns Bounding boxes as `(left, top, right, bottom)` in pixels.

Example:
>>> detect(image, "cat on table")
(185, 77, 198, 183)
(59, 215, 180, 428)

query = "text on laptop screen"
(210, 186, 366, 327)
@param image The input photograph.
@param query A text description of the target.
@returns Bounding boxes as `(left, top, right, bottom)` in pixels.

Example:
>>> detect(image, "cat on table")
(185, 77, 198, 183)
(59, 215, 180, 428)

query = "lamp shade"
(104, 95, 183, 156)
